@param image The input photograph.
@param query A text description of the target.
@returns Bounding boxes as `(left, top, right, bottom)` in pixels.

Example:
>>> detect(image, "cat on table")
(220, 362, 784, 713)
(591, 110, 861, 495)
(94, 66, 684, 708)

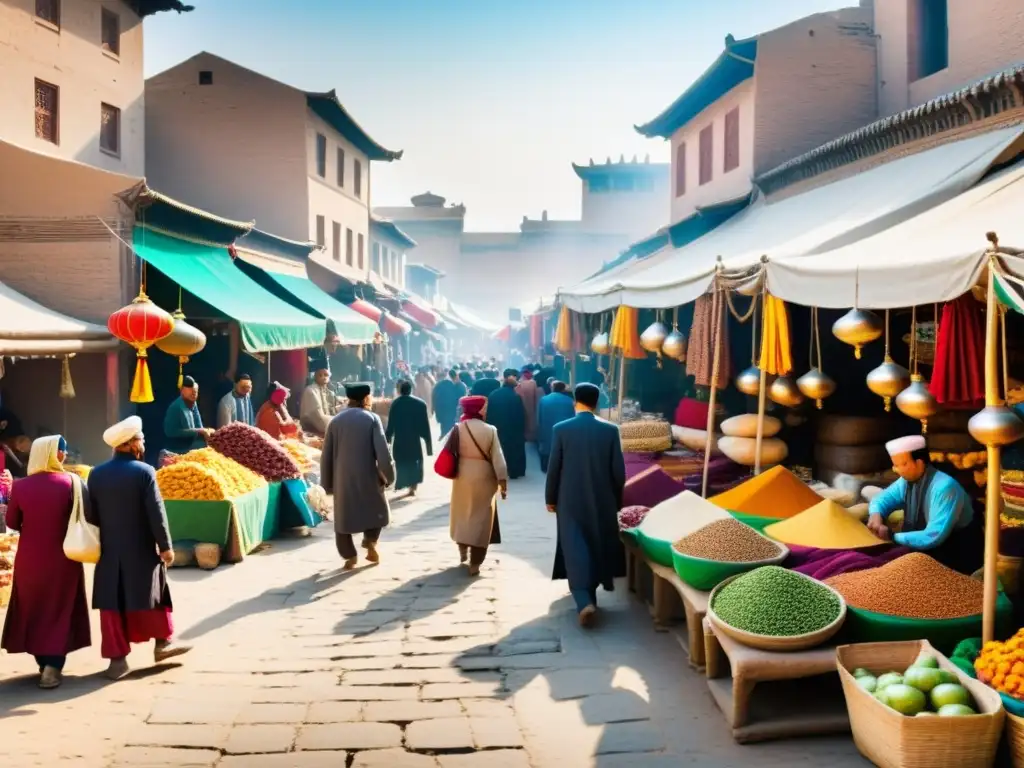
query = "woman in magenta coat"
(1, 435, 91, 689)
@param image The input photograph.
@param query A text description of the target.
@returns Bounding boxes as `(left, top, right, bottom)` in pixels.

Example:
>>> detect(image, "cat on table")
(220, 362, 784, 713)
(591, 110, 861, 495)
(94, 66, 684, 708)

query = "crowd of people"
(0, 357, 628, 691)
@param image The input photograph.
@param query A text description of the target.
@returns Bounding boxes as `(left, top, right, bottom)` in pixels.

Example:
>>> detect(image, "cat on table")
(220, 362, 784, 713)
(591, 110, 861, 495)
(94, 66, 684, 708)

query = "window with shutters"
(100, 103, 120, 156)
(315, 133, 327, 177)
(358, 234, 365, 270)
(699, 124, 713, 185)
(332, 221, 341, 260)
(34, 80, 59, 144)
(35, 0, 60, 28)
(354, 159, 362, 199)
(346, 228, 354, 266)
(101, 9, 120, 56)
(372, 242, 381, 272)
(336, 147, 345, 187)
(674, 142, 686, 197)
(315, 216, 325, 248)
(724, 107, 740, 173)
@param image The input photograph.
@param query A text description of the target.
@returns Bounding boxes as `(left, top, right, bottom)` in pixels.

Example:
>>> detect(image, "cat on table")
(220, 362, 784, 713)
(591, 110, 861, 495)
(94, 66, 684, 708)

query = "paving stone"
(147, 699, 242, 725)
(422, 682, 504, 700)
(296, 723, 403, 750)
(326, 685, 420, 701)
(124, 725, 229, 749)
(461, 698, 514, 717)
(219, 754, 348, 768)
(436, 750, 531, 768)
(235, 702, 308, 724)
(224, 725, 296, 754)
(344, 667, 487, 685)
(494, 639, 561, 656)
(470, 716, 524, 748)
(405, 717, 475, 750)
(362, 700, 462, 722)
(543, 668, 620, 700)
(250, 686, 338, 704)
(352, 749, 440, 768)
(330, 641, 404, 658)
(579, 691, 650, 724)
(109, 747, 220, 766)
(593, 721, 665, 755)
(305, 701, 363, 722)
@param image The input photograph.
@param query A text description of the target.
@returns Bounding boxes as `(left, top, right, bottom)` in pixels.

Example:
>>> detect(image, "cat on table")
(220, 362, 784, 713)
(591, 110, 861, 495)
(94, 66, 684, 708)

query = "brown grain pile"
(673, 518, 782, 563)
(825, 552, 983, 619)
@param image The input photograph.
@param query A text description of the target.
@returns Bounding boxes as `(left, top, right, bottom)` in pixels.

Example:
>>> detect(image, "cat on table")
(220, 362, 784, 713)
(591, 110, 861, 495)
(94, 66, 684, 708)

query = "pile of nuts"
(673, 518, 782, 563)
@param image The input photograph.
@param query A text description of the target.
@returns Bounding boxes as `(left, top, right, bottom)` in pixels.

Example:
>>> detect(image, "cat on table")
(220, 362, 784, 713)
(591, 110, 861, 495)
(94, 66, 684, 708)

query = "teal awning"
(262, 270, 378, 344)
(131, 226, 326, 353)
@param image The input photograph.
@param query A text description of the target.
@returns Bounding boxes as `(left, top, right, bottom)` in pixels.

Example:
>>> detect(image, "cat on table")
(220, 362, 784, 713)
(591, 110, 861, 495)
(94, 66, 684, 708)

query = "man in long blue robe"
(545, 383, 625, 626)
(471, 370, 501, 398)
(536, 380, 575, 473)
(432, 368, 467, 437)
(867, 434, 982, 574)
(385, 379, 433, 496)
(487, 369, 527, 479)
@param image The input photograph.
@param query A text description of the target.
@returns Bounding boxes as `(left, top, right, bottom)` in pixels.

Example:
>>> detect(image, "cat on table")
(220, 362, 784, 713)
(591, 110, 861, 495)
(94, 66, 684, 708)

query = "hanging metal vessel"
(662, 328, 687, 361)
(769, 375, 805, 408)
(590, 331, 610, 356)
(832, 309, 883, 359)
(969, 405, 1024, 447)
(866, 356, 911, 412)
(796, 368, 835, 409)
(895, 373, 939, 433)
(735, 366, 763, 397)
(639, 321, 669, 354)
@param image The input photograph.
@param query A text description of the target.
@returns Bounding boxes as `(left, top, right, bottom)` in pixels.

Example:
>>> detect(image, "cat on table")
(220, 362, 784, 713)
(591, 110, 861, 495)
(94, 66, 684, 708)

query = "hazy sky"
(145, 0, 849, 232)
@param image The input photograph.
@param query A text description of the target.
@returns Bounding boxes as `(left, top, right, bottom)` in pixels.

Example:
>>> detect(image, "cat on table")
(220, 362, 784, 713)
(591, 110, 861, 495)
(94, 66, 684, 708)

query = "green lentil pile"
(673, 518, 781, 562)
(712, 566, 842, 637)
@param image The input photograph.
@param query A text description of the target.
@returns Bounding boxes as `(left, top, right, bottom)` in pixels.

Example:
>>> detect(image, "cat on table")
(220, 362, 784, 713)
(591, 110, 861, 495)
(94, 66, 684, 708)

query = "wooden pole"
(753, 287, 768, 475)
(701, 274, 724, 498)
(616, 348, 627, 423)
(982, 256, 1001, 644)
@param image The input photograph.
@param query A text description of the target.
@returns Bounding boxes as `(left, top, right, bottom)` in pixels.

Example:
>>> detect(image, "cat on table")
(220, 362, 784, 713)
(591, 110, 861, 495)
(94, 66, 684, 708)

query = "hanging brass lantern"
(896, 374, 939, 433)
(735, 366, 763, 397)
(969, 405, 1024, 447)
(661, 306, 686, 361)
(769, 375, 805, 408)
(797, 369, 835, 409)
(156, 309, 207, 388)
(590, 331, 610, 356)
(640, 321, 668, 354)
(867, 357, 910, 412)
(832, 308, 882, 359)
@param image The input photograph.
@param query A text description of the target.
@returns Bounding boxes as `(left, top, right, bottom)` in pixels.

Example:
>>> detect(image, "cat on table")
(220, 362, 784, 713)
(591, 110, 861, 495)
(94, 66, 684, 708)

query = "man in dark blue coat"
(471, 370, 501, 398)
(432, 368, 467, 437)
(487, 369, 527, 479)
(545, 383, 626, 627)
(386, 379, 433, 497)
(536, 380, 575, 473)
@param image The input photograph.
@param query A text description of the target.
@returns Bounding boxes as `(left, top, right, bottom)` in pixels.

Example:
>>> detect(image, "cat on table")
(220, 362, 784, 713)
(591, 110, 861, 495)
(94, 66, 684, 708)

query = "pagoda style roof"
(131, 0, 193, 16)
(370, 215, 417, 249)
(572, 155, 670, 180)
(237, 228, 317, 262)
(411, 191, 446, 207)
(306, 91, 403, 162)
(636, 34, 757, 139)
(120, 183, 253, 246)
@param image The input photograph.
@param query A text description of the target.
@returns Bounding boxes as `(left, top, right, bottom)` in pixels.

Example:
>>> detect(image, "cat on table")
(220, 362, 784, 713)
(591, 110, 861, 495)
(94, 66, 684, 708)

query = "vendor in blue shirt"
(867, 434, 983, 574)
(163, 375, 214, 454)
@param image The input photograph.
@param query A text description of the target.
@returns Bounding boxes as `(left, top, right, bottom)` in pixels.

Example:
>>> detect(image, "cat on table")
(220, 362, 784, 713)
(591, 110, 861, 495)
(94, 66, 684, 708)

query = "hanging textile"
(930, 293, 985, 409)
(529, 314, 543, 349)
(610, 306, 646, 360)
(758, 295, 793, 376)
(553, 306, 572, 353)
(687, 292, 731, 390)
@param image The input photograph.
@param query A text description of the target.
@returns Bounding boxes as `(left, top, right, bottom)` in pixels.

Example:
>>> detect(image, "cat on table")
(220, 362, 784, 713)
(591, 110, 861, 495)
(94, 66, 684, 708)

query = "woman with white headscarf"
(1, 435, 92, 689)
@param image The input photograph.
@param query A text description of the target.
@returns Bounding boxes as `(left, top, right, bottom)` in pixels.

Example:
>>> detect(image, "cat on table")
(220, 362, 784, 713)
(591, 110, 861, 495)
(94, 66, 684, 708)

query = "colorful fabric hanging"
(759, 295, 793, 376)
(930, 293, 985, 409)
(529, 314, 543, 349)
(687, 292, 731, 390)
(610, 306, 646, 360)
(553, 306, 573, 353)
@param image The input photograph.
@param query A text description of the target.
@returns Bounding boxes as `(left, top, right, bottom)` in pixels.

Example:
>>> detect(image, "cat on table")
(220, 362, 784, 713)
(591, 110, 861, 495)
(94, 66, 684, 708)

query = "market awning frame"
(0, 280, 118, 356)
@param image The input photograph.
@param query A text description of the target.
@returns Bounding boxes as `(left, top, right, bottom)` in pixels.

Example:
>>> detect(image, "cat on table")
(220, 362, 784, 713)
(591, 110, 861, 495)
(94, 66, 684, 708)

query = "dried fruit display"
(208, 423, 301, 481)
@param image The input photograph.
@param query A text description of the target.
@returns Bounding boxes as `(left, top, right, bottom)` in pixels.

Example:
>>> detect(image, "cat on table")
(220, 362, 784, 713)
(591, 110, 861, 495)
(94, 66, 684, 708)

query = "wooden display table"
(702, 618, 850, 743)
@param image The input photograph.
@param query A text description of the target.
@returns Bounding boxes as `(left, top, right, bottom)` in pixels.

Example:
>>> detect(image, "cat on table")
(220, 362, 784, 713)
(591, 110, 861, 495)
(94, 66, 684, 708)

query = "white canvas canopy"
(0, 280, 117, 355)
(559, 126, 1024, 312)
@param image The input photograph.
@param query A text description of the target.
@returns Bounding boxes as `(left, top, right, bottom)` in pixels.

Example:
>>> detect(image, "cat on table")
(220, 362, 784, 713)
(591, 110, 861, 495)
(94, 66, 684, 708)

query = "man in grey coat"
(320, 382, 396, 570)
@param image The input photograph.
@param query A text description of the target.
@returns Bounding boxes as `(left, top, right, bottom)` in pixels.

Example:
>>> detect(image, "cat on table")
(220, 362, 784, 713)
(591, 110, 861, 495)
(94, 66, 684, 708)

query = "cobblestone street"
(1, 452, 865, 767)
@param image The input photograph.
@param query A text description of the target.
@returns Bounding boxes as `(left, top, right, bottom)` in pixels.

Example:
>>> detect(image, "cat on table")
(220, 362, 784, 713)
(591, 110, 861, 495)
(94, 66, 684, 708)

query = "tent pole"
(617, 349, 627, 424)
(982, 255, 1001, 644)
(753, 286, 768, 476)
(702, 272, 724, 498)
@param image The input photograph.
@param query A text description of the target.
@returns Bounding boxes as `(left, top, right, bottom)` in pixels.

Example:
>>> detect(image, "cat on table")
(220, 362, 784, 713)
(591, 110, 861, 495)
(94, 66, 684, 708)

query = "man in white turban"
(866, 434, 982, 573)
(87, 416, 191, 679)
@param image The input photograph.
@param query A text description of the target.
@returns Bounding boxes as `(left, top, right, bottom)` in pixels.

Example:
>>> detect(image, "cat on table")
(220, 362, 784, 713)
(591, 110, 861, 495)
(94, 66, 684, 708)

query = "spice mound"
(825, 553, 983, 620)
(208, 423, 302, 482)
(157, 462, 232, 501)
(764, 499, 886, 549)
(163, 448, 266, 497)
(712, 566, 841, 637)
(638, 490, 731, 541)
(618, 506, 649, 531)
(673, 518, 781, 562)
(709, 465, 822, 518)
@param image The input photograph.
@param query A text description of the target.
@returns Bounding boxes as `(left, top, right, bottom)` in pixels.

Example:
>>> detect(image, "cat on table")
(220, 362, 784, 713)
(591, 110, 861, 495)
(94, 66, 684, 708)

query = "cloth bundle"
(785, 543, 910, 581)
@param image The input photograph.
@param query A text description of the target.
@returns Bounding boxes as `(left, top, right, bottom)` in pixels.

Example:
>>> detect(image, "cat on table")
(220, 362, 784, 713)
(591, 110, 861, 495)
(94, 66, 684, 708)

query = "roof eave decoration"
(306, 91, 403, 162)
(130, 0, 194, 17)
(407, 263, 446, 278)
(370, 216, 418, 249)
(756, 63, 1024, 194)
(120, 183, 254, 246)
(635, 34, 757, 139)
(238, 228, 317, 261)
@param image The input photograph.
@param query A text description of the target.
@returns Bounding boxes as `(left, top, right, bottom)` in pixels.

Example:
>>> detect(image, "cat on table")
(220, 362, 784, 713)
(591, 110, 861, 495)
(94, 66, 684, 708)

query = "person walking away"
(537, 380, 576, 472)
(459, 368, 476, 391)
(1, 436, 91, 689)
(517, 368, 541, 443)
(256, 382, 299, 440)
(386, 379, 433, 497)
(471, 370, 501, 398)
(320, 383, 396, 570)
(163, 376, 213, 454)
(300, 360, 338, 437)
(88, 416, 191, 679)
(546, 383, 626, 627)
(433, 368, 468, 438)
(217, 373, 255, 428)
(487, 369, 527, 479)
(414, 368, 435, 421)
(449, 396, 507, 576)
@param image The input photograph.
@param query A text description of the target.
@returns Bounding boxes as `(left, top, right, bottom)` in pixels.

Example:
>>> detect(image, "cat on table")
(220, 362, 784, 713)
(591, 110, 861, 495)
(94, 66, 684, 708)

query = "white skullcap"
(103, 415, 143, 448)
(885, 435, 926, 457)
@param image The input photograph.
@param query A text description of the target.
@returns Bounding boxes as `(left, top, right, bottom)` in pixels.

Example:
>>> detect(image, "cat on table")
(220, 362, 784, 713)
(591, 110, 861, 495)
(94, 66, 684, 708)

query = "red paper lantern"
(107, 291, 174, 403)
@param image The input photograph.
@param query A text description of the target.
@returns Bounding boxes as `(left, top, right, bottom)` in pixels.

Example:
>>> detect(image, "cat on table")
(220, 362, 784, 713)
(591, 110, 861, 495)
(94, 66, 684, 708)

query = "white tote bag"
(63, 473, 100, 564)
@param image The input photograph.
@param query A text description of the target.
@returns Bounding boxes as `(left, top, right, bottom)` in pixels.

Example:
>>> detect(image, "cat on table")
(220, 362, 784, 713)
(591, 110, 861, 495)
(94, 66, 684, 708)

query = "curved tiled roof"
(131, 0, 194, 16)
(307, 91, 403, 162)
(371, 215, 417, 249)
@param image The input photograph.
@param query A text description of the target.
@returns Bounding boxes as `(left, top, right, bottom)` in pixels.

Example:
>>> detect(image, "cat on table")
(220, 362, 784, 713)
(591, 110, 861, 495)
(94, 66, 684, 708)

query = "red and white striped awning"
(347, 299, 411, 336)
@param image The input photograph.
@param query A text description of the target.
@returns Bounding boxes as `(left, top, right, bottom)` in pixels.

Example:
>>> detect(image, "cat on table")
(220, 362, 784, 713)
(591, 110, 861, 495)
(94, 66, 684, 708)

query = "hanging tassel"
(59, 355, 76, 399)
(130, 350, 155, 403)
(177, 359, 185, 390)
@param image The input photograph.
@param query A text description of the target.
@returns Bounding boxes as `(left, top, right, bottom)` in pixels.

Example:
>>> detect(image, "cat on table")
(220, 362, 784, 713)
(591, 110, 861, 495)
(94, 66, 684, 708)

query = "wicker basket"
(1006, 712, 1024, 767)
(171, 544, 196, 568)
(836, 640, 1004, 768)
(706, 570, 847, 652)
(903, 333, 936, 366)
(0, 582, 10, 608)
(194, 543, 222, 570)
